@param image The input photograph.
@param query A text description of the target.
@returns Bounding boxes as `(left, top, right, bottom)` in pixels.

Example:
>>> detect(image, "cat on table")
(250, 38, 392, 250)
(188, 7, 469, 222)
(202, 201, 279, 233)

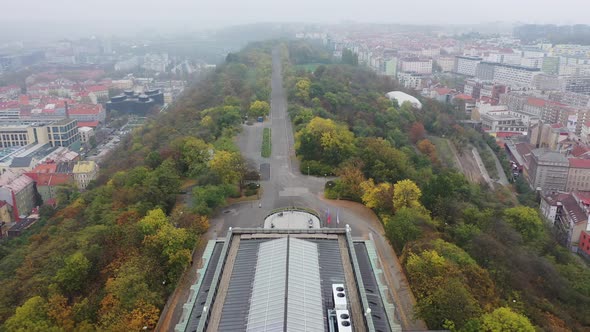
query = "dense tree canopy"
(284, 41, 590, 330)
(0, 41, 273, 330)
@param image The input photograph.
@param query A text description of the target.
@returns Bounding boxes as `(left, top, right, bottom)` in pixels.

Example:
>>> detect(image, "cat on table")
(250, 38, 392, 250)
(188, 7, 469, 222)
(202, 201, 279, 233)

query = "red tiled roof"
(85, 85, 108, 92)
(68, 104, 102, 115)
(575, 191, 590, 205)
(496, 132, 523, 138)
(572, 145, 590, 157)
(569, 158, 590, 168)
(77, 121, 99, 127)
(454, 94, 474, 101)
(0, 101, 19, 110)
(527, 97, 547, 107)
(435, 88, 453, 95)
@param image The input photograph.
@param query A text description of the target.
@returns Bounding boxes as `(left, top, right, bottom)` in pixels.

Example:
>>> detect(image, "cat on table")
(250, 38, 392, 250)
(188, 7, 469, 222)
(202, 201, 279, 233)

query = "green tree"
(415, 278, 481, 329)
(384, 207, 427, 252)
(180, 137, 213, 177)
(480, 307, 535, 332)
(192, 185, 234, 216)
(137, 208, 168, 236)
(54, 251, 91, 294)
(503, 206, 544, 242)
(4, 296, 61, 332)
(249, 100, 270, 118)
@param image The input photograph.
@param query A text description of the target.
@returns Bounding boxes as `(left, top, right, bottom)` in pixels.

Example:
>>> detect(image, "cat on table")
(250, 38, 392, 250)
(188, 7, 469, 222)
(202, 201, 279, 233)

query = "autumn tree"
(249, 100, 270, 118)
(296, 117, 356, 166)
(409, 122, 426, 143)
(360, 179, 394, 212)
(208, 150, 245, 185)
(295, 78, 311, 103)
(171, 137, 212, 177)
(417, 139, 438, 164)
(480, 307, 535, 332)
(393, 179, 423, 211)
(332, 161, 366, 201)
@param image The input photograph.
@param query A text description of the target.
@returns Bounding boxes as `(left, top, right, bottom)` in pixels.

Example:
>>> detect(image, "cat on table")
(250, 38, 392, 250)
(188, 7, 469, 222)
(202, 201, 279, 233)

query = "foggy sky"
(4, 0, 590, 26)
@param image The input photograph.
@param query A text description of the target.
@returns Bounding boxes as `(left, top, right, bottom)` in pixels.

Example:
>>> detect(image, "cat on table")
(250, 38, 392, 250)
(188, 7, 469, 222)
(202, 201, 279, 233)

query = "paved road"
(158, 48, 427, 331)
(213, 48, 426, 330)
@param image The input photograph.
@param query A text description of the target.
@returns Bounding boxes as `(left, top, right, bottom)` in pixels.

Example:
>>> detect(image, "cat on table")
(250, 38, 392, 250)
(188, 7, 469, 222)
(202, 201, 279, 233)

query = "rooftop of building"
(77, 121, 99, 128)
(532, 148, 569, 163)
(52, 118, 76, 126)
(0, 170, 33, 192)
(176, 227, 399, 332)
(68, 104, 103, 115)
(572, 145, 590, 158)
(569, 158, 590, 168)
(454, 93, 475, 101)
(544, 192, 588, 225)
(385, 91, 422, 109)
(73, 161, 97, 173)
(456, 55, 482, 60)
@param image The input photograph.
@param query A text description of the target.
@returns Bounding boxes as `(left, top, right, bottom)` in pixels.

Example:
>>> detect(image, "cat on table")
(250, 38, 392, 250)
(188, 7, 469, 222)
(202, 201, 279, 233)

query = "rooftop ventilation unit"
(332, 284, 347, 310)
(335, 309, 352, 332)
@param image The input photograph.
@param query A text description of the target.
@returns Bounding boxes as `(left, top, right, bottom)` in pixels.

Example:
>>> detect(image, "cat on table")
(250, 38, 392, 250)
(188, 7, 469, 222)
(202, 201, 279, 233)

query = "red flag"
(327, 209, 331, 224)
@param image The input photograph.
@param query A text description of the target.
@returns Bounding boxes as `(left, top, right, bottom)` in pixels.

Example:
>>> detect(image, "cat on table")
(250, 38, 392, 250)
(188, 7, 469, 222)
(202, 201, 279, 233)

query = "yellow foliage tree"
(124, 300, 160, 331)
(393, 179, 422, 211)
(360, 179, 394, 212)
(249, 100, 270, 118)
(295, 78, 311, 102)
(208, 150, 244, 184)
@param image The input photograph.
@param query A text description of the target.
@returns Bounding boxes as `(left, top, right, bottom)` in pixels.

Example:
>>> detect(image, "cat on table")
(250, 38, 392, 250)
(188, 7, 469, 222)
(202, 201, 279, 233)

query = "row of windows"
(1, 134, 27, 141)
(0, 141, 27, 148)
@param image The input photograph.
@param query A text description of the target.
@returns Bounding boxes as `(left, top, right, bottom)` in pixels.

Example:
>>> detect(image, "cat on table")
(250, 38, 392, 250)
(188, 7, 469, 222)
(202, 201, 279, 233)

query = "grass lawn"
(429, 136, 458, 169)
(262, 128, 271, 157)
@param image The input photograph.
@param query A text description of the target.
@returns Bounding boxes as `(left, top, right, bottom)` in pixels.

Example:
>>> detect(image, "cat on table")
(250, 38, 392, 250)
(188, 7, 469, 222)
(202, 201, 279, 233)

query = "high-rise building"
(454, 56, 482, 76)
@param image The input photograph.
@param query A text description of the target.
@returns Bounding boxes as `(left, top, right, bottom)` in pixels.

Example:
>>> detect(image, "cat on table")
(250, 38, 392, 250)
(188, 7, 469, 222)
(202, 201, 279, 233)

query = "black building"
(105, 89, 164, 115)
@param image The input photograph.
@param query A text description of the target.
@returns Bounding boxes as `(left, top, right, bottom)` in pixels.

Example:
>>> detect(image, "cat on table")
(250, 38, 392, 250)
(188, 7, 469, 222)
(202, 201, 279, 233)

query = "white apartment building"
(454, 56, 482, 76)
(420, 48, 440, 57)
(78, 126, 95, 144)
(485, 53, 521, 65)
(493, 63, 540, 88)
(396, 72, 423, 90)
(435, 57, 455, 72)
(481, 110, 528, 134)
(521, 57, 544, 69)
(399, 58, 433, 75)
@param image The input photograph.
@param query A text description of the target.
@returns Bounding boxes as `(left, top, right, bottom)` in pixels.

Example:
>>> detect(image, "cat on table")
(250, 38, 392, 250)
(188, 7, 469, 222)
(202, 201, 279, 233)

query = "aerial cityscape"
(2, 1, 590, 331)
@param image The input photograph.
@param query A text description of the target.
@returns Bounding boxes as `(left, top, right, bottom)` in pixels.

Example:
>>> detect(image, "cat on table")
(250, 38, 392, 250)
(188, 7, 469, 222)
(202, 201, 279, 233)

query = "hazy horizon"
(2, 0, 590, 43)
